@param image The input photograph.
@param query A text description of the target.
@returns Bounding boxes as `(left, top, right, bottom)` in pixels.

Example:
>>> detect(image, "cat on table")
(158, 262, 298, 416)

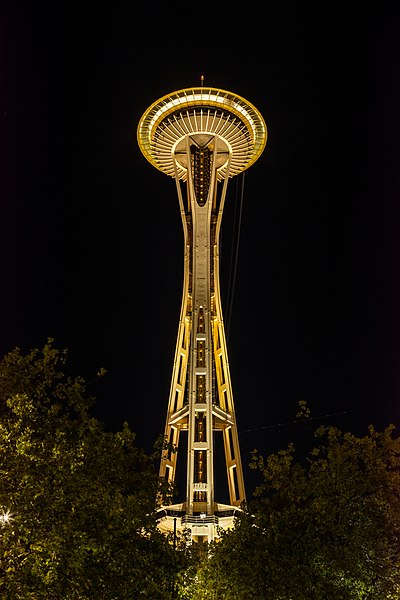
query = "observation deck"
(137, 87, 267, 181)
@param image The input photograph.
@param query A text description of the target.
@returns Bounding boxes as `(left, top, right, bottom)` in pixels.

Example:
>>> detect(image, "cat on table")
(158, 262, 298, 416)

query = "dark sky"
(1, 4, 399, 495)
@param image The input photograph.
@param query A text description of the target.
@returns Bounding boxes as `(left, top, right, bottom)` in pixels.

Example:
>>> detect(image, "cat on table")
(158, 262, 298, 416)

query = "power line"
(240, 411, 348, 434)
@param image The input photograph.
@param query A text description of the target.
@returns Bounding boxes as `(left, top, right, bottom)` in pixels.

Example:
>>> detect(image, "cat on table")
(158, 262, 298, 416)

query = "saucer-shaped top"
(137, 87, 267, 181)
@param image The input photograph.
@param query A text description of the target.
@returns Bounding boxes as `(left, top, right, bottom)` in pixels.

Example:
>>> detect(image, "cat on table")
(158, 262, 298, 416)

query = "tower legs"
(157, 135, 245, 543)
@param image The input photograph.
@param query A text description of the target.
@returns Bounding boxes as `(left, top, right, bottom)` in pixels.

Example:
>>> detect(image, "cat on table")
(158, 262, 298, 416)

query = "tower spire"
(137, 87, 267, 543)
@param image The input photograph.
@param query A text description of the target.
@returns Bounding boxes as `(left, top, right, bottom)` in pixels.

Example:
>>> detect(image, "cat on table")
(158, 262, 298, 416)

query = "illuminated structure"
(137, 86, 267, 543)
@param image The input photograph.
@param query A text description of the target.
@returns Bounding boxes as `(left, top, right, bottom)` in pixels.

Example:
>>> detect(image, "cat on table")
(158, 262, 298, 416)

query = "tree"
(0, 339, 178, 599)
(180, 408, 400, 599)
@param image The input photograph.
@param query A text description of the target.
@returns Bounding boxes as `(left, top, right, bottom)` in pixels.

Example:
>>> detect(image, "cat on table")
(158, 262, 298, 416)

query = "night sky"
(2, 4, 399, 496)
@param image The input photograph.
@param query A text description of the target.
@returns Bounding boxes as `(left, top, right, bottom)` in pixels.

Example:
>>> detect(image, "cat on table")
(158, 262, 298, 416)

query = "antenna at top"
(200, 74, 204, 87)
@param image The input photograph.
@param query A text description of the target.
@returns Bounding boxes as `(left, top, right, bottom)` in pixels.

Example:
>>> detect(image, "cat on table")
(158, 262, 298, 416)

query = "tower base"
(157, 502, 242, 544)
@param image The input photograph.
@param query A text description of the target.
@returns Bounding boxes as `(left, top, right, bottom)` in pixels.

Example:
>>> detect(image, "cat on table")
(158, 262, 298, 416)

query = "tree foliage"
(2, 343, 399, 599)
(180, 410, 400, 599)
(0, 339, 178, 599)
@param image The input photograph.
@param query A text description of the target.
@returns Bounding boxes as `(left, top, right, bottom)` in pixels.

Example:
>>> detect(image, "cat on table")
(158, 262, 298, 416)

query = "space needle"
(137, 83, 267, 543)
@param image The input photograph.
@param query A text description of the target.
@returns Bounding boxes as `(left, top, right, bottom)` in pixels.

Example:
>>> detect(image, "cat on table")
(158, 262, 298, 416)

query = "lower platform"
(156, 502, 243, 544)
